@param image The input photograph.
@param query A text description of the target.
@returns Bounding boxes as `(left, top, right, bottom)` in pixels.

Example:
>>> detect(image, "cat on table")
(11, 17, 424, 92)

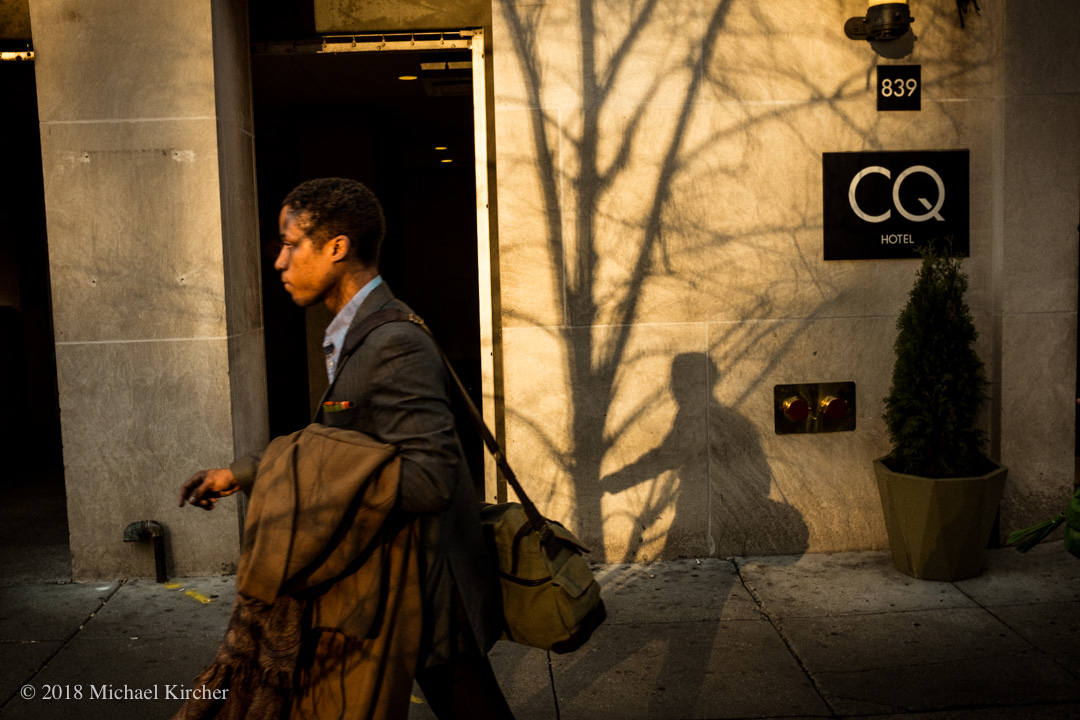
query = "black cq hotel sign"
(822, 150, 969, 260)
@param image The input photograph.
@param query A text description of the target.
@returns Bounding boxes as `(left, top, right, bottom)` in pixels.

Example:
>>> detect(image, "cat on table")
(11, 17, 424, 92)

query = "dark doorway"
(0, 58, 70, 584)
(251, 46, 484, 484)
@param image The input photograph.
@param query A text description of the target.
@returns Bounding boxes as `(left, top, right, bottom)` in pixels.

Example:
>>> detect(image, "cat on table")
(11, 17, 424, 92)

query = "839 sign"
(881, 77, 917, 98)
(878, 65, 920, 112)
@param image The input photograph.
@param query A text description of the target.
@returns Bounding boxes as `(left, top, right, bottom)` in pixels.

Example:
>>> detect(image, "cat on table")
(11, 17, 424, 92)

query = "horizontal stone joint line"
(42, 116, 218, 125)
(216, 118, 255, 139)
(0, 581, 123, 711)
(56, 330, 262, 347)
(505, 313, 909, 332)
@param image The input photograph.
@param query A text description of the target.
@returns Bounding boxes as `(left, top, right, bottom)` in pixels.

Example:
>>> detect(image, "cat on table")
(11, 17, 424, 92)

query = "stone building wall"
(29, 0, 265, 579)
(20, 0, 1080, 577)
(490, 0, 1080, 561)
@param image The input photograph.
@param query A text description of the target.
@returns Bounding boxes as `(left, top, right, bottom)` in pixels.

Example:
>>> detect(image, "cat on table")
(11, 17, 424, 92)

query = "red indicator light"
(782, 397, 810, 422)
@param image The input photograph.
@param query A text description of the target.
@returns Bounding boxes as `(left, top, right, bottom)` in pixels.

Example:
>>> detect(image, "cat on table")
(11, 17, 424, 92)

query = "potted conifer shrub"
(875, 244, 1007, 581)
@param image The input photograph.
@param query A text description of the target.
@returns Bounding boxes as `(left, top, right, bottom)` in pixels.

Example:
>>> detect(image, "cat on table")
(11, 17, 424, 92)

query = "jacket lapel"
(314, 279, 396, 418)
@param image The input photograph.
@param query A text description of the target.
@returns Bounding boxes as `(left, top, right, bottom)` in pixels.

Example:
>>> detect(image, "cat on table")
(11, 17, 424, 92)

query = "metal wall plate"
(774, 382, 857, 435)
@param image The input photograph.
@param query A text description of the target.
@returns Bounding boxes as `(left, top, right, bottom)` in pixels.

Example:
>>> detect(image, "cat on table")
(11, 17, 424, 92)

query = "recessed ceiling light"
(435, 146, 447, 151)
(441, 159, 453, 163)
(398, 75, 418, 81)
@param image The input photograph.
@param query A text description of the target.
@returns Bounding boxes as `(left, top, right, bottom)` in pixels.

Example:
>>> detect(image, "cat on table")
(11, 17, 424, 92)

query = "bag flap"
(546, 520, 591, 554)
(481, 503, 592, 554)
(551, 554, 597, 599)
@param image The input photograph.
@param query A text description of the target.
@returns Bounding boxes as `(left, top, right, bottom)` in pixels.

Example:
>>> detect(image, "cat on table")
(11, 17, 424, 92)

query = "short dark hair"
(282, 178, 385, 267)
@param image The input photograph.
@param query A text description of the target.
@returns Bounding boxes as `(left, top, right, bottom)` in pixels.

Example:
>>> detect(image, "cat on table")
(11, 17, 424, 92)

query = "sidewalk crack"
(0, 580, 126, 711)
(952, 581, 1049, 656)
(547, 649, 561, 720)
(734, 562, 840, 718)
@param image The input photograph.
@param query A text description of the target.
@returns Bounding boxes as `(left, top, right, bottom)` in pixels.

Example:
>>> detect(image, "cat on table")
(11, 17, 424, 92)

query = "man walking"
(179, 178, 513, 719)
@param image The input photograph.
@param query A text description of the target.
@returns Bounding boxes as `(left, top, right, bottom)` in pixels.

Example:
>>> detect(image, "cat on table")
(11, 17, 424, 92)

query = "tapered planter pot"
(874, 457, 1007, 581)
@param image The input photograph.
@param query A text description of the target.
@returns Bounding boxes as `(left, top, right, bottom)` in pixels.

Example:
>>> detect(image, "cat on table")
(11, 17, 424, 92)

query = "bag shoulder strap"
(340, 307, 415, 359)
(336, 308, 552, 538)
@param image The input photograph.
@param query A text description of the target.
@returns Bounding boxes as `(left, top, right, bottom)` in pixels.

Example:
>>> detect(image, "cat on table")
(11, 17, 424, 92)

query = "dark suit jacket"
(233, 280, 501, 667)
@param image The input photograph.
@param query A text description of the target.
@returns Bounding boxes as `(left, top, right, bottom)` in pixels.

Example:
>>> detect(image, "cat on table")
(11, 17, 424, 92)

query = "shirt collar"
(323, 275, 383, 381)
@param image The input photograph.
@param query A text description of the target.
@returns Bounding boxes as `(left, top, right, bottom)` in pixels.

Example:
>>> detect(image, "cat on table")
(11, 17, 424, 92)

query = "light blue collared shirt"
(323, 275, 383, 382)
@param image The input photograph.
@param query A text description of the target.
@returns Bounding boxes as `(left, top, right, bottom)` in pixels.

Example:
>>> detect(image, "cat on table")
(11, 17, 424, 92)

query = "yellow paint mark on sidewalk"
(163, 582, 215, 604)
(183, 589, 214, 604)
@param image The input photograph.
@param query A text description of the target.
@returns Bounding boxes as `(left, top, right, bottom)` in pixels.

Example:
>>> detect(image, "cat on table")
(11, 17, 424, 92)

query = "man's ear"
(327, 234, 351, 262)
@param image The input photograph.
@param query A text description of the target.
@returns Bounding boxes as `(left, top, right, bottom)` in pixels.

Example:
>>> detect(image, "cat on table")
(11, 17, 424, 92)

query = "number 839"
(881, 78, 918, 97)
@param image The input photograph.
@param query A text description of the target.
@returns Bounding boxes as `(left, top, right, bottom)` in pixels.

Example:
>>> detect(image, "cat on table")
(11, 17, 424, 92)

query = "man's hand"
(178, 468, 238, 510)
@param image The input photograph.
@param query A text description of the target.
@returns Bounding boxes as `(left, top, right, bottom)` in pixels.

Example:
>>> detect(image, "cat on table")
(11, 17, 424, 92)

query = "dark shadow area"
(0, 468, 70, 586)
(601, 353, 711, 562)
(869, 29, 916, 59)
(604, 353, 808, 561)
(0, 60, 69, 584)
(251, 47, 485, 487)
(542, 560, 744, 719)
(249, 0, 317, 43)
(591, 353, 806, 715)
(709, 399, 810, 559)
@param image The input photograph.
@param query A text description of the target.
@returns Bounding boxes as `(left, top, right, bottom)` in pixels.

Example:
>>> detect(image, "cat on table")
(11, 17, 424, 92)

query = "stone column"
(30, 0, 266, 579)
(995, 1, 1080, 534)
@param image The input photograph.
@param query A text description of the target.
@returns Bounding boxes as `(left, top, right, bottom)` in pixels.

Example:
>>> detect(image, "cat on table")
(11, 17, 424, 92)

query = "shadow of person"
(601, 353, 711, 563)
(602, 352, 808, 561)
(707, 383, 809, 560)
(573, 352, 808, 718)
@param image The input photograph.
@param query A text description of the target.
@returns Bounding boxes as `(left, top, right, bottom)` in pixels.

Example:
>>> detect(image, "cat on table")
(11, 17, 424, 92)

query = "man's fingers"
(178, 471, 208, 507)
(179, 468, 235, 510)
(187, 492, 213, 511)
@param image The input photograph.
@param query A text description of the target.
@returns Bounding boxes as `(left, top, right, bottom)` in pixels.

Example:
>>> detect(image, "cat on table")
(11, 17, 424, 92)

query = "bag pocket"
(548, 543, 595, 599)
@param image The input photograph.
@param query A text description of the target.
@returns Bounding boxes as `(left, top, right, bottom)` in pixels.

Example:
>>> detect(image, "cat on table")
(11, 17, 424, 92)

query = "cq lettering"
(848, 165, 945, 223)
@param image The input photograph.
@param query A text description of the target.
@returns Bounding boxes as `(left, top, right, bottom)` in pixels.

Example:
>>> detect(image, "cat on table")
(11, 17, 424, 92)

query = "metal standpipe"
(122, 520, 167, 583)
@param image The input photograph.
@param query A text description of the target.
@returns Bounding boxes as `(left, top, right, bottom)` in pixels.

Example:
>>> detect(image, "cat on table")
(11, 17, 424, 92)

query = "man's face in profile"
(274, 206, 339, 308)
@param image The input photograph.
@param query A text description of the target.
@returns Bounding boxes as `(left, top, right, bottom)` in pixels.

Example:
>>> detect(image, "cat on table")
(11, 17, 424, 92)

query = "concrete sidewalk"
(1, 544, 1078, 719)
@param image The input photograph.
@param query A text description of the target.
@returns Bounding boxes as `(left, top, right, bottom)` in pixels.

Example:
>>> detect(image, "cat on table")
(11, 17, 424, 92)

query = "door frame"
(255, 29, 506, 502)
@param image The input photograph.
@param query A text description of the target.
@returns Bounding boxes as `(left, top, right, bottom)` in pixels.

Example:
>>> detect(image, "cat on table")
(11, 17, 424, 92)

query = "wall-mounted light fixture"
(845, 0, 914, 42)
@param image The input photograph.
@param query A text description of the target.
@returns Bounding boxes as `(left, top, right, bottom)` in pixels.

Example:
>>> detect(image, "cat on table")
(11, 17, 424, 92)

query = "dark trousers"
(415, 651, 516, 719)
